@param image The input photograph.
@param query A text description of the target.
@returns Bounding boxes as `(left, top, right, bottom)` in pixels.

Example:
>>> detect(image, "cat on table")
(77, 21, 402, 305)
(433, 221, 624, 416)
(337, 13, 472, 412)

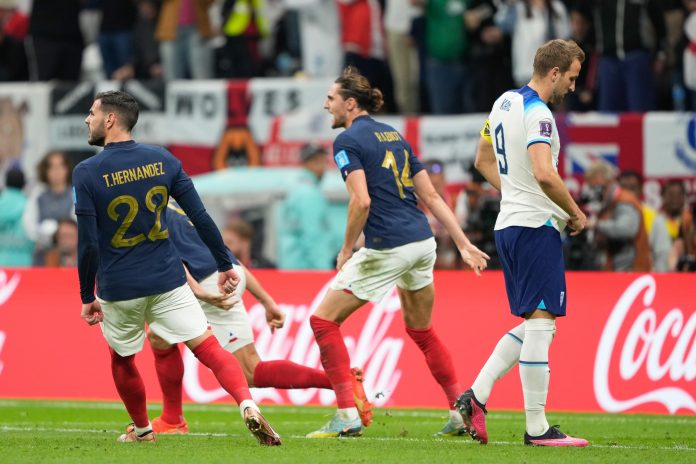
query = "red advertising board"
(0, 269, 693, 414)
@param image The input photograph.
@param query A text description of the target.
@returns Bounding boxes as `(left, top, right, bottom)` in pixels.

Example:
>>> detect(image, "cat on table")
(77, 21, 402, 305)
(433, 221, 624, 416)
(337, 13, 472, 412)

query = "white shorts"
(331, 237, 437, 302)
(200, 264, 254, 353)
(99, 283, 208, 356)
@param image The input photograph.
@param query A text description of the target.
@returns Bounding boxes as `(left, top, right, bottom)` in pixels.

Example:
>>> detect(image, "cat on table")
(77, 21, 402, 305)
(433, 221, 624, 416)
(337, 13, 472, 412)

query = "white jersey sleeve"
(489, 86, 568, 231)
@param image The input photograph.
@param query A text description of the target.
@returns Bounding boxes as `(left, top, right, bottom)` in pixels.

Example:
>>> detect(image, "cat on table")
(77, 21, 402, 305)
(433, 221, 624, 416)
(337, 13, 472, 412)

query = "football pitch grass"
(1, 400, 695, 463)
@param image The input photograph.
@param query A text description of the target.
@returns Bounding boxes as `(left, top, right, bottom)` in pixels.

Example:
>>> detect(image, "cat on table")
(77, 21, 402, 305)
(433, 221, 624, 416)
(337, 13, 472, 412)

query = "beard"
(87, 129, 106, 147)
(549, 88, 566, 105)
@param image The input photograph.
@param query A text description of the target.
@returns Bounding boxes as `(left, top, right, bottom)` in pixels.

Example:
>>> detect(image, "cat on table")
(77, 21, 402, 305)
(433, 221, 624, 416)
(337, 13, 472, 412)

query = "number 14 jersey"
(73, 140, 193, 301)
(332, 115, 432, 249)
(488, 86, 568, 232)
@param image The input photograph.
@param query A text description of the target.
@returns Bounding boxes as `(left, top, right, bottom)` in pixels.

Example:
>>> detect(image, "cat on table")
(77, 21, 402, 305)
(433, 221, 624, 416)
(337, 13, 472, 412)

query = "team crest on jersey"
(500, 99, 511, 111)
(334, 150, 350, 169)
(539, 120, 553, 137)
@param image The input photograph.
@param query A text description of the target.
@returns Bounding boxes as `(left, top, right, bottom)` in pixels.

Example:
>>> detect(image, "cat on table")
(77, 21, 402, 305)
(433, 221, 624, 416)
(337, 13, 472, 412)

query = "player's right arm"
(73, 163, 103, 325)
(528, 143, 586, 235)
(474, 119, 501, 191)
(184, 264, 233, 310)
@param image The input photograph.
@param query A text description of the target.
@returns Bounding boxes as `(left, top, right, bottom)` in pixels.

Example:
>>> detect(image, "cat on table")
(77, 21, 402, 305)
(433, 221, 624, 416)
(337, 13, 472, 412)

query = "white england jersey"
(488, 86, 569, 231)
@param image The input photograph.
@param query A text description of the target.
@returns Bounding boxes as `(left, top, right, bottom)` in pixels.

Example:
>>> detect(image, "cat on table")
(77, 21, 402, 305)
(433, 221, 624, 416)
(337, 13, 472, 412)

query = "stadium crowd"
(0, 0, 695, 113)
(0, 0, 694, 272)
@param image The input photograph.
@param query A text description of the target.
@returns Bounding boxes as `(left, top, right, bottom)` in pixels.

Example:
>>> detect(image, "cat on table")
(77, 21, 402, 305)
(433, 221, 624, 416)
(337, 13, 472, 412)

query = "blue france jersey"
(333, 115, 432, 249)
(73, 140, 196, 300)
(167, 205, 240, 282)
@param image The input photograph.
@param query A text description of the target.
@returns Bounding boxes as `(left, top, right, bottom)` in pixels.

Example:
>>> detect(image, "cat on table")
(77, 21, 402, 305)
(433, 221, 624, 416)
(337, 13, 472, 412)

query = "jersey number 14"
(381, 149, 413, 199)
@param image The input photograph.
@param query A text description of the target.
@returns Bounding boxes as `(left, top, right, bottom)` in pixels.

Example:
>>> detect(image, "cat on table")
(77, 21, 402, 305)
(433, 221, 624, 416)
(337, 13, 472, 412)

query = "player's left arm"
(413, 170, 490, 275)
(243, 265, 285, 332)
(170, 161, 238, 294)
(338, 170, 371, 270)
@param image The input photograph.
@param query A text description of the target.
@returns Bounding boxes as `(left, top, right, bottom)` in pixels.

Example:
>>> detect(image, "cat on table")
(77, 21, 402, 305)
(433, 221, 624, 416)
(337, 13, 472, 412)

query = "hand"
(336, 247, 354, 271)
(81, 300, 103, 326)
(567, 210, 588, 236)
(263, 301, 286, 333)
(218, 268, 240, 295)
(459, 242, 490, 276)
(198, 292, 234, 310)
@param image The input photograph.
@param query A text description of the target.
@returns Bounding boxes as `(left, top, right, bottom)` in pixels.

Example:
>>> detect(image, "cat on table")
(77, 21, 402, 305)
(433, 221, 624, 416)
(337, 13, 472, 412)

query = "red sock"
(152, 346, 184, 424)
(309, 315, 354, 408)
(110, 349, 149, 427)
(192, 336, 252, 404)
(253, 360, 331, 389)
(406, 326, 461, 409)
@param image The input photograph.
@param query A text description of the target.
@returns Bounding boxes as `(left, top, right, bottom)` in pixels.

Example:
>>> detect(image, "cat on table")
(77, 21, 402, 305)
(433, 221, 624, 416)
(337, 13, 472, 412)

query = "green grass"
(1, 400, 695, 463)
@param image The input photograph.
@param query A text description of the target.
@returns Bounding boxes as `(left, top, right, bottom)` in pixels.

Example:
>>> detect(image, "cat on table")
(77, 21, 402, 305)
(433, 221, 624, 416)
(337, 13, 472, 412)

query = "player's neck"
(104, 131, 133, 146)
(345, 110, 369, 129)
(527, 80, 550, 104)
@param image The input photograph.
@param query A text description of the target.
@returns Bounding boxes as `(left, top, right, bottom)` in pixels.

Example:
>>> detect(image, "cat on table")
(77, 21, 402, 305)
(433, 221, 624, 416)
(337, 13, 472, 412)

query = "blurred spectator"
(0, 167, 33, 266)
(661, 179, 693, 242)
(212, 126, 261, 169)
(44, 218, 78, 267)
(670, 202, 696, 271)
(593, 0, 666, 112)
(133, 0, 163, 79)
(465, 0, 513, 112)
(338, 0, 396, 112)
(98, 0, 137, 80)
(584, 161, 651, 271)
(618, 170, 671, 272)
(277, 143, 333, 269)
(384, 0, 421, 113)
(27, 0, 85, 81)
(0, 0, 29, 81)
(563, 2, 596, 111)
(223, 217, 275, 268)
(22, 151, 75, 265)
(420, 0, 471, 114)
(217, 0, 268, 78)
(497, 0, 570, 87)
(156, 0, 215, 80)
(417, 159, 458, 269)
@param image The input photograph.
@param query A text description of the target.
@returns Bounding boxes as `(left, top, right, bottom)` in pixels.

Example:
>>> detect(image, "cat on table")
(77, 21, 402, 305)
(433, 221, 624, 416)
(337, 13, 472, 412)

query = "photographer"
(582, 161, 651, 272)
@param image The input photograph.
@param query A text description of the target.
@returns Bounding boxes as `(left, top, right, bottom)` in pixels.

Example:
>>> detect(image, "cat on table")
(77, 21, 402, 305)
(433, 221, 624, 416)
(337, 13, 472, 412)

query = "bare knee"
(147, 329, 174, 351)
(232, 344, 261, 386)
(398, 285, 434, 329)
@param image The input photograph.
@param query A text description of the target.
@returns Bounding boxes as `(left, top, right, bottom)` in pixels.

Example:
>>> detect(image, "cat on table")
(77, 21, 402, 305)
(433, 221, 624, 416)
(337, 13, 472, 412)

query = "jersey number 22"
(107, 185, 169, 248)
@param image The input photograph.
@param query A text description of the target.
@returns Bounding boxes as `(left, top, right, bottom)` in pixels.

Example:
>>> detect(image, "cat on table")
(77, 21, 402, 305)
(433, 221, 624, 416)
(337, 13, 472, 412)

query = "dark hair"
(618, 170, 643, 187)
(661, 179, 686, 196)
(94, 90, 139, 131)
(5, 167, 25, 190)
(334, 66, 384, 113)
(533, 39, 585, 77)
(37, 151, 72, 185)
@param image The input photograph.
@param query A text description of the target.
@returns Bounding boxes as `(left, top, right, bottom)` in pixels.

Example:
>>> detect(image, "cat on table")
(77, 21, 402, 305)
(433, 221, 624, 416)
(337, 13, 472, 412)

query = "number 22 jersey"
(333, 115, 432, 249)
(73, 140, 195, 301)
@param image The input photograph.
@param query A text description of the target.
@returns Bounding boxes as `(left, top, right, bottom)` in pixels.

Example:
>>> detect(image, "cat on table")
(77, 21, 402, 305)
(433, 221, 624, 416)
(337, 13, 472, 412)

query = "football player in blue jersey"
(305, 67, 490, 438)
(456, 39, 588, 447)
(74, 90, 280, 445)
(142, 205, 372, 434)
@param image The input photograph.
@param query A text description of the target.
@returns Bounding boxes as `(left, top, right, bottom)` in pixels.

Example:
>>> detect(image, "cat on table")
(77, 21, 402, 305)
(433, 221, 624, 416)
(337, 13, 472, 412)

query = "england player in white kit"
(455, 40, 589, 447)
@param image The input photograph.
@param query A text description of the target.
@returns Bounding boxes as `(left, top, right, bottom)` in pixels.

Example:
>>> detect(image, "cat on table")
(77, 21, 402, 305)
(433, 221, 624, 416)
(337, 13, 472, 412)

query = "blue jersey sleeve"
(72, 163, 96, 217)
(406, 143, 425, 177)
(333, 133, 363, 180)
(167, 152, 196, 199)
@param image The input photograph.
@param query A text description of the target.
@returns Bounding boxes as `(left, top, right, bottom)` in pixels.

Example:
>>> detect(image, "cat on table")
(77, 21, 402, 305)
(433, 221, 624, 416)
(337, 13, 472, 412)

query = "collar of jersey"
(104, 140, 136, 150)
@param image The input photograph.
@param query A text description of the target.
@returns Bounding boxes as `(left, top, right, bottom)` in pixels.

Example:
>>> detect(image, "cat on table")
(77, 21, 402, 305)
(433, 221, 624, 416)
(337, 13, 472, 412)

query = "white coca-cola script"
(183, 279, 404, 405)
(594, 275, 696, 413)
(0, 270, 21, 376)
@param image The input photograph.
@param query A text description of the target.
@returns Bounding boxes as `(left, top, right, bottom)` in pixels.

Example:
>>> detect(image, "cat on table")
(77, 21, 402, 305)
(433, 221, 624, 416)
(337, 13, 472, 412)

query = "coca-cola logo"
(0, 270, 21, 376)
(594, 275, 696, 413)
(183, 279, 403, 405)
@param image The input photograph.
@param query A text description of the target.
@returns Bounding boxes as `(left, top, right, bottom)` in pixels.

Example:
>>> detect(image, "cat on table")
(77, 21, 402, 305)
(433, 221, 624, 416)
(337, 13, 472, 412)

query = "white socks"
(519, 318, 555, 437)
(134, 422, 153, 435)
(337, 407, 360, 422)
(471, 322, 525, 404)
(449, 409, 464, 426)
(239, 399, 259, 418)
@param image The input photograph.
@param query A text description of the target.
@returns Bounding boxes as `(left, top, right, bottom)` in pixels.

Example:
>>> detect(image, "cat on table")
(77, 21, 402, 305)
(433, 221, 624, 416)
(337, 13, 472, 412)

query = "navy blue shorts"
(494, 225, 567, 317)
